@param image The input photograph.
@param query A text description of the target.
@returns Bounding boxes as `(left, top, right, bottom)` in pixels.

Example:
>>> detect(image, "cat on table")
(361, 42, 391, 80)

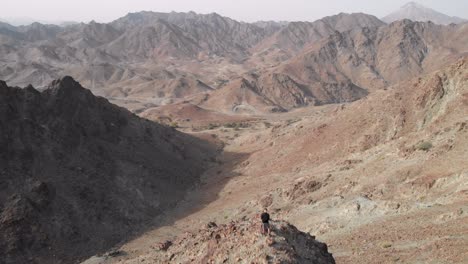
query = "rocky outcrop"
(0, 77, 216, 264)
(111, 11, 270, 60)
(146, 219, 335, 264)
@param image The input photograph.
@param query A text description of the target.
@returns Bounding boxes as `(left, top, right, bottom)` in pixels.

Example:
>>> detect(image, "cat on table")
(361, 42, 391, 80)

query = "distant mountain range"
(382, 2, 467, 25)
(0, 12, 386, 107)
(0, 17, 78, 26)
(2, 2, 466, 27)
(0, 5, 467, 114)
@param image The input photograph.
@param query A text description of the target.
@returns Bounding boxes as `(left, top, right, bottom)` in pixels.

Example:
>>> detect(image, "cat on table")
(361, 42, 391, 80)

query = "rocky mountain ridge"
(0, 77, 217, 264)
(0, 12, 383, 103)
(196, 20, 468, 113)
(2, 10, 467, 115)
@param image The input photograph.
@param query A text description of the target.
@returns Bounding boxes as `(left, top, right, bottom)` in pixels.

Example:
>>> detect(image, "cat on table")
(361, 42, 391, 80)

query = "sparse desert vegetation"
(416, 141, 433, 151)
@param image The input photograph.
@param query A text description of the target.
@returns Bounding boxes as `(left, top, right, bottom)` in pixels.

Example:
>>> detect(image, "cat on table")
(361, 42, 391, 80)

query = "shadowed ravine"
(0, 77, 220, 264)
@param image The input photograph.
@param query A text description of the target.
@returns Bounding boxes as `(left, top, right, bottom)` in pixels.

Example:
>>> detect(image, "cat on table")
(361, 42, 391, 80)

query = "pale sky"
(1, 0, 467, 24)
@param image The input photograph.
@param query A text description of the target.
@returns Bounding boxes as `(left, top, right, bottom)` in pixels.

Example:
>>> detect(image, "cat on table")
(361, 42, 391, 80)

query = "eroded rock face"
(148, 220, 335, 264)
(0, 77, 216, 264)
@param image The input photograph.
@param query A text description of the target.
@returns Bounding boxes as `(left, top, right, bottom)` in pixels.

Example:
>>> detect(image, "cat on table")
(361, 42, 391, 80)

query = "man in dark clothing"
(260, 208, 271, 236)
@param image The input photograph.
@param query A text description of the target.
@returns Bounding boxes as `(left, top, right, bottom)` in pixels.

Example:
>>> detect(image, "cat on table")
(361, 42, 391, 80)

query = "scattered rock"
(106, 250, 125, 257)
(152, 220, 335, 263)
(206, 222, 218, 228)
(157, 240, 173, 251)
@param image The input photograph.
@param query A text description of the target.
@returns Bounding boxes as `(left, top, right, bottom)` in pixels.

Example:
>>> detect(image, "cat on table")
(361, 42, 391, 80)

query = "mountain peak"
(383, 2, 467, 25)
(45, 76, 95, 101)
(402, 1, 425, 8)
(49, 75, 81, 89)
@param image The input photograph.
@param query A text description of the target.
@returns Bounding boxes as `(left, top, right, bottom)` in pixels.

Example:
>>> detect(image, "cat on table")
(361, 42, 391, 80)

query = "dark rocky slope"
(0, 77, 216, 263)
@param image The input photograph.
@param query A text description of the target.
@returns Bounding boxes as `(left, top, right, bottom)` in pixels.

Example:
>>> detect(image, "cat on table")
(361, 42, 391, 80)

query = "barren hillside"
(1, 6, 467, 264)
(0, 77, 217, 263)
(94, 58, 467, 264)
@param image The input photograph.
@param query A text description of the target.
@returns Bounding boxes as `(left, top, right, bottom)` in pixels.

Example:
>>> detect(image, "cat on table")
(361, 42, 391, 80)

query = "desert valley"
(0, 1, 467, 264)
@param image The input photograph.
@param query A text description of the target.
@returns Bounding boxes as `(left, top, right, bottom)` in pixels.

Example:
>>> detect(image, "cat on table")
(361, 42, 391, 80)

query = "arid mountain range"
(1, 8, 466, 115)
(1, 2, 468, 264)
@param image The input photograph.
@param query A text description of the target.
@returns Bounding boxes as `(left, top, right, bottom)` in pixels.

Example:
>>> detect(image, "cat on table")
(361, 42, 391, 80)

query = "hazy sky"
(1, 0, 467, 24)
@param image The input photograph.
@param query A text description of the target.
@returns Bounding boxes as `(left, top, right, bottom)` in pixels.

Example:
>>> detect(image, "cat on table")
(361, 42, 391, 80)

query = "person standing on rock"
(260, 208, 271, 236)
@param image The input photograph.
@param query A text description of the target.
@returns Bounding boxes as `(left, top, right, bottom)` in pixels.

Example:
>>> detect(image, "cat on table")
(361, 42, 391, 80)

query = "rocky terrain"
(382, 2, 467, 25)
(167, 19, 468, 114)
(278, 19, 467, 89)
(0, 12, 385, 105)
(1, 3, 467, 264)
(87, 58, 467, 264)
(1, 9, 467, 115)
(92, 220, 335, 264)
(0, 77, 217, 263)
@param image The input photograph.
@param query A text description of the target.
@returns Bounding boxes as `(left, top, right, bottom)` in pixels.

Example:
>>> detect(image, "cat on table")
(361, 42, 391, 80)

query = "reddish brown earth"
(139, 102, 255, 129)
(81, 58, 467, 264)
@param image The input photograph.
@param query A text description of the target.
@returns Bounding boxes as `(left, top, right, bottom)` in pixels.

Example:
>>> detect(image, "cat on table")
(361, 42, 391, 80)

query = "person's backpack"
(261, 212, 270, 223)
